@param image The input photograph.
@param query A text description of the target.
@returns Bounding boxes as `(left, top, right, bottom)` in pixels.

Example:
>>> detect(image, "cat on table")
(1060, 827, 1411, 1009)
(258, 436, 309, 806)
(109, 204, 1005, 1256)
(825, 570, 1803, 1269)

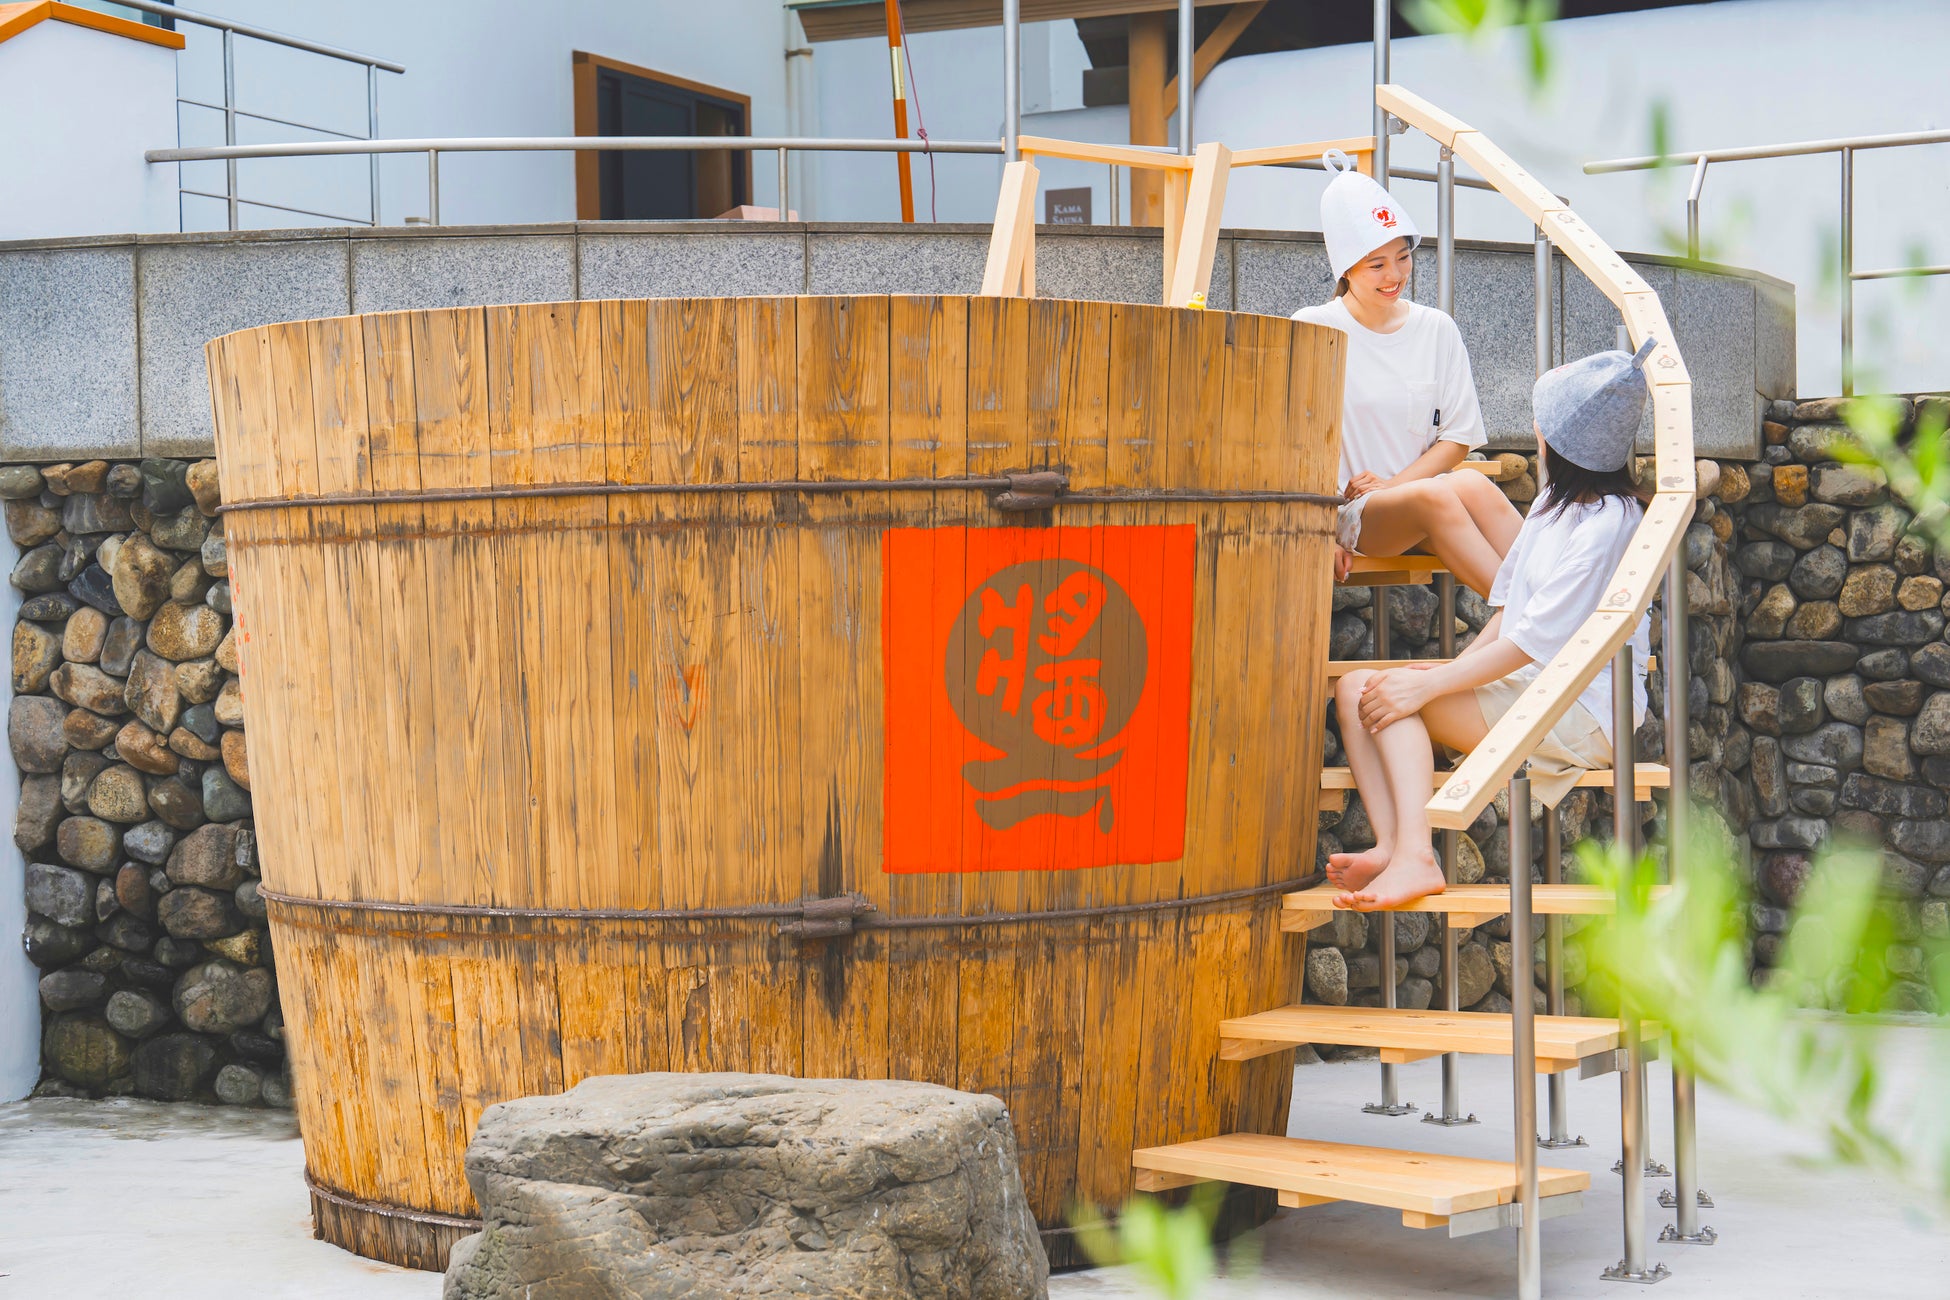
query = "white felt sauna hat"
(1320, 149, 1421, 279)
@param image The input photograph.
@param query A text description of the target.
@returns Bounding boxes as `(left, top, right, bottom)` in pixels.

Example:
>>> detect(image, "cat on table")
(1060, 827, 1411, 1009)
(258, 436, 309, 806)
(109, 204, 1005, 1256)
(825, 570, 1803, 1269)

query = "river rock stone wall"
(6, 458, 283, 1105)
(1730, 396, 1950, 1011)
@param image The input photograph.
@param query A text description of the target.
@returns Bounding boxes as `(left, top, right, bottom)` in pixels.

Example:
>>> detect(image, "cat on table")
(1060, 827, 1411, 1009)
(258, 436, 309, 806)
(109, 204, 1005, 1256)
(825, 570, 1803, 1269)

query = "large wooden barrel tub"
(206, 294, 1344, 1270)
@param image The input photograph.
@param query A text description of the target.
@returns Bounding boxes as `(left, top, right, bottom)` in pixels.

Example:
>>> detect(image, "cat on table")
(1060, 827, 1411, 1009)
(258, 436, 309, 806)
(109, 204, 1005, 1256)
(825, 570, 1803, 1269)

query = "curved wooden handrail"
(1376, 85, 1697, 830)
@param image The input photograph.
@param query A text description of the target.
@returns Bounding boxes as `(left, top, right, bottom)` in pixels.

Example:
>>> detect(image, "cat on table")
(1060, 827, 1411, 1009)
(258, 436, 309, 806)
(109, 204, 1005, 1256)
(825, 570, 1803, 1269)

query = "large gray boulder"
(444, 1073, 1048, 1300)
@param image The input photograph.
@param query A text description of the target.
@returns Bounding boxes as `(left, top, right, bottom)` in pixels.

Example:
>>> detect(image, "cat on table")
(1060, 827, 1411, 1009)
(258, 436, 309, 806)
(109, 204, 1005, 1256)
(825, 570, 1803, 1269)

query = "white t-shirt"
(1291, 298, 1487, 492)
(1487, 495, 1650, 744)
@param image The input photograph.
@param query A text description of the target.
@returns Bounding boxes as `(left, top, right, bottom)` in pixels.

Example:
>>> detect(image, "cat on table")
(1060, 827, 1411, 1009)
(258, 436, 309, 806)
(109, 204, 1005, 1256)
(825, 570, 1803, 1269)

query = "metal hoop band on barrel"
(259, 872, 1322, 940)
(305, 1174, 481, 1274)
(215, 470, 1346, 515)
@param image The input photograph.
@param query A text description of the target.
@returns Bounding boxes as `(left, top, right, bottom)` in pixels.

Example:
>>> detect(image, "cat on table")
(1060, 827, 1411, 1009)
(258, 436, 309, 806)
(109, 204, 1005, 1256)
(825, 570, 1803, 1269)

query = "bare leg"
(1341, 687, 1492, 911)
(1353, 479, 1506, 596)
(1447, 469, 1524, 556)
(1327, 670, 1394, 892)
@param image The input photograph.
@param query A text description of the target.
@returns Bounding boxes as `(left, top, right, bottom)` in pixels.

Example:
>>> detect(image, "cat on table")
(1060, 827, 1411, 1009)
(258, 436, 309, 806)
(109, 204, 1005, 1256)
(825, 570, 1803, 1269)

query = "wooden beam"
(1133, 1167, 1208, 1192)
(1279, 1191, 1338, 1210)
(1594, 491, 1692, 614)
(1229, 136, 1377, 168)
(1018, 135, 1191, 171)
(1128, 11, 1169, 227)
(1374, 84, 1471, 149)
(1160, 1, 1266, 107)
(980, 160, 1039, 296)
(1160, 167, 1189, 297)
(1167, 141, 1229, 305)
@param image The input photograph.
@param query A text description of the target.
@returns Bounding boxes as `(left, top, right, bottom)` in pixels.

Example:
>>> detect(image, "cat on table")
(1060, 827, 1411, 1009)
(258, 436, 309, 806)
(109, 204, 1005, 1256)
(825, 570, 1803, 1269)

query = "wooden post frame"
(980, 159, 1040, 297)
(1166, 142, 1231, 307)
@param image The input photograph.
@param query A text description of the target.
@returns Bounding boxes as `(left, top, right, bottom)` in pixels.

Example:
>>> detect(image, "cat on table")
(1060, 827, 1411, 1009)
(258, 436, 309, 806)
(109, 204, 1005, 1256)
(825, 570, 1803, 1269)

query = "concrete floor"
(1, 1035, 1945, 1299)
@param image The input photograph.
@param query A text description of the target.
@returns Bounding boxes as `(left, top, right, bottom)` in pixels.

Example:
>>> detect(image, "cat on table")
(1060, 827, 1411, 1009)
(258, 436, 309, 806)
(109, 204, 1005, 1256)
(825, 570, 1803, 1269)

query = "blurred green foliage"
(1402, 0, 1559, 92)
(1072, 1184, 1232, 1300)
(1578, 826, 1950, 1204)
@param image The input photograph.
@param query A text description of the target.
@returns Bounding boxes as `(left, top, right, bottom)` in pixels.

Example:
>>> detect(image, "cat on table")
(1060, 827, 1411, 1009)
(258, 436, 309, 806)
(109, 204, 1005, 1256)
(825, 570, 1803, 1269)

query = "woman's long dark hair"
(1535, 442, 1648, 520)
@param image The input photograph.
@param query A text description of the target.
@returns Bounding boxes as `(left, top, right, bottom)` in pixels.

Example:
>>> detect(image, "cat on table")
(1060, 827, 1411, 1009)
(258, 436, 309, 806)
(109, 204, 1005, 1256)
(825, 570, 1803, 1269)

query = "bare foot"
(1342, 847, 1447, 912)
(1325, 845, 1390, 892)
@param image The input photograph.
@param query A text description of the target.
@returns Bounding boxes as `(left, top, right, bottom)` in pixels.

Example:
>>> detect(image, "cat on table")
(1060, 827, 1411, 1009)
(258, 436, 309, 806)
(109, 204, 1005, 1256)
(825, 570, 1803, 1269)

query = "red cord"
(896, 1, 938, 222)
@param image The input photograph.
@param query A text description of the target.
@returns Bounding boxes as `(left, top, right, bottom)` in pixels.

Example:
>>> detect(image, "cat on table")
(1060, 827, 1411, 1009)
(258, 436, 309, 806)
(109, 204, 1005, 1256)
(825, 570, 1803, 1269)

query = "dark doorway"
(573, 53, 750, 220)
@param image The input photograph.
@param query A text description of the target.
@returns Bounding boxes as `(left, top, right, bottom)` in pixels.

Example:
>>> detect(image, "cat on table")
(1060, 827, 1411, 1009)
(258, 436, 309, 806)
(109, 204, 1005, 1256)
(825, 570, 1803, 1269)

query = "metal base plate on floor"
(1600, 1261, 1673, 1285)
(1659, 1223, 1718, 1245)
(1363, 1101, 1419, 1116)
(1538, 1133, 1588, 1149)
(1658, 1188, 1714, 1209)
(1613, 1158, 1673, 1177)
(1423, 1111, 1479, 1127)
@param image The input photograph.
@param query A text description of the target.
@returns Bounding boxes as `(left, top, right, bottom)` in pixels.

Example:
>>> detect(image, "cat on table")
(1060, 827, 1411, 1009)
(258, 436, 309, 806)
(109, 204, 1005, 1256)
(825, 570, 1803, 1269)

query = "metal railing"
(110, 0, 404, 231)
(1586, 127, 1950, 396)
(145, 136, 1005, 227)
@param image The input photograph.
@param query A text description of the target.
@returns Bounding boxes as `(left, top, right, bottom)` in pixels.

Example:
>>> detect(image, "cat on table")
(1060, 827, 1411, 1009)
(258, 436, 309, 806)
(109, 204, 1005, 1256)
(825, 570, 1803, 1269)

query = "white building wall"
(0, 21, 179, 241)
(808, 0, 1950, 395)
(156, 0, 800, 228)
(1195, 0, 1950, 397)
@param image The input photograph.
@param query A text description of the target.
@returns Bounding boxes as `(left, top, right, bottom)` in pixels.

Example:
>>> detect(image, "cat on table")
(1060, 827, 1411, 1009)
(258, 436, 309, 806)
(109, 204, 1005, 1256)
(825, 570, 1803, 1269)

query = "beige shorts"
(1335, 495, 1368, 550)
(1472, 667, 1613, 808)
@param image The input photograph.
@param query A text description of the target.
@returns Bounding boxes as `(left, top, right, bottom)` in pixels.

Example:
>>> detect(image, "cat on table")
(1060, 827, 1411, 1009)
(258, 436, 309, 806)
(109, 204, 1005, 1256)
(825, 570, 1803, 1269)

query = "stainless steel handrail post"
(368, 64, 381, 226)
(778, 148, 790, 219)
(1109, 164, 1119, 225)
(1602, 645, 1670, 1285)
(1421, 144, 1478, 1131)
(1535, 227, 1553, 375)
(1003, 0, 1021, 162)
(427, 151, 440, 226)
(1659, 554, 1718, 1246)
(1841, 146, 1855, 397)
(1510, 769, 1541, 1300)
(1424, 567, 1474, 1129)
(1684, 155, 1707, 261)
(1364, 910, 1413, 1116)
(1588, 128, 1950, 399)
(1539, 806, 1584, 1148)
(1178, 0, 1194, 153)
(222, 28, 238, 231)
(1372, 0, 1390, 183)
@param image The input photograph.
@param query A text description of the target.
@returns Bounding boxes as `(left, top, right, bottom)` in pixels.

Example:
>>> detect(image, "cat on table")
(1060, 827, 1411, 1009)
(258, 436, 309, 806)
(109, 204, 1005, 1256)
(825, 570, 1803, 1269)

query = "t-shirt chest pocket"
(1403, 380, 1439, 445)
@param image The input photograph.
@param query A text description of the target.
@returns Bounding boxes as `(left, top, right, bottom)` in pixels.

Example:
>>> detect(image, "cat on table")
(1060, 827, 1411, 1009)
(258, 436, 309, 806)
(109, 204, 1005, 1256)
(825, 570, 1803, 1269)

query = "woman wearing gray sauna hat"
(1325, 338, 1657, 912)
(1293, 151, 1521, 598)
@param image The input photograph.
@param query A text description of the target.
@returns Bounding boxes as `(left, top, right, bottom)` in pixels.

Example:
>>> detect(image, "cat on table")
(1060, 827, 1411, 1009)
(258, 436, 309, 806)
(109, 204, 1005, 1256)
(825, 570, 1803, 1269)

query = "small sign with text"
(1044, 187, 1091, 226)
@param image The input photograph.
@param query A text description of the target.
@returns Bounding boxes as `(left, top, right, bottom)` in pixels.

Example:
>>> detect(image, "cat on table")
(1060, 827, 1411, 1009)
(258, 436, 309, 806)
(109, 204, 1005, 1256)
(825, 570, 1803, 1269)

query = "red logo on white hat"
(1372, 205, 1398, 228)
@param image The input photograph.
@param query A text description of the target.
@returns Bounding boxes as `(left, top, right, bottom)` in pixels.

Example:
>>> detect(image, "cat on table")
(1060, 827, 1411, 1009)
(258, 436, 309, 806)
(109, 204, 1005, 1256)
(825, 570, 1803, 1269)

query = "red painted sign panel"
(882, 524, 1196, 874)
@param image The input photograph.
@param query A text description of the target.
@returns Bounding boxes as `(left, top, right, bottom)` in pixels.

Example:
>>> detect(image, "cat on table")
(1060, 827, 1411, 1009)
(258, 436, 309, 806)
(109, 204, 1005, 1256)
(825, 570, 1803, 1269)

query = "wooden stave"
(209, 294, 1341, 1268)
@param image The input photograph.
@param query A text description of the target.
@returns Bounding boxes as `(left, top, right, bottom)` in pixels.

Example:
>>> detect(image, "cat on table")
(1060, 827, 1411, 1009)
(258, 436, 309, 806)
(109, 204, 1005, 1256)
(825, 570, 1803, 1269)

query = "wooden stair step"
(1325, 655, 1655, 680)
(1318, 763, 1669, 812)
(1281, 881, 1672, 932)
(1218, 1004, 1624, 1068)
(1132, 1133, 1589, 1223)
(1340, 553, 1445, 588)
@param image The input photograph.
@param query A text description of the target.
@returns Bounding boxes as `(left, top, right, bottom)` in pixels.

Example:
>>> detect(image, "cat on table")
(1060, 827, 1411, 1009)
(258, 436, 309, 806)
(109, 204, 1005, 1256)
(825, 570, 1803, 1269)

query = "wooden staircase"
(1117, 83, 1708, 1297)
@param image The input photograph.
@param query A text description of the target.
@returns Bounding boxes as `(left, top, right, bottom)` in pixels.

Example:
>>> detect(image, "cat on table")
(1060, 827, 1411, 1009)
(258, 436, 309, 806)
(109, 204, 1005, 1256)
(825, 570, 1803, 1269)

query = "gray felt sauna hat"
(1533, 337, 1658, 472)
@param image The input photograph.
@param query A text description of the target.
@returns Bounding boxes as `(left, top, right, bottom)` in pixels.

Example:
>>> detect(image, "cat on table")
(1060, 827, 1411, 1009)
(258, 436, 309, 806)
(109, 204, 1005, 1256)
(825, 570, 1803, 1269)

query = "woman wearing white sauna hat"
(1293, 151, 1520, 597)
